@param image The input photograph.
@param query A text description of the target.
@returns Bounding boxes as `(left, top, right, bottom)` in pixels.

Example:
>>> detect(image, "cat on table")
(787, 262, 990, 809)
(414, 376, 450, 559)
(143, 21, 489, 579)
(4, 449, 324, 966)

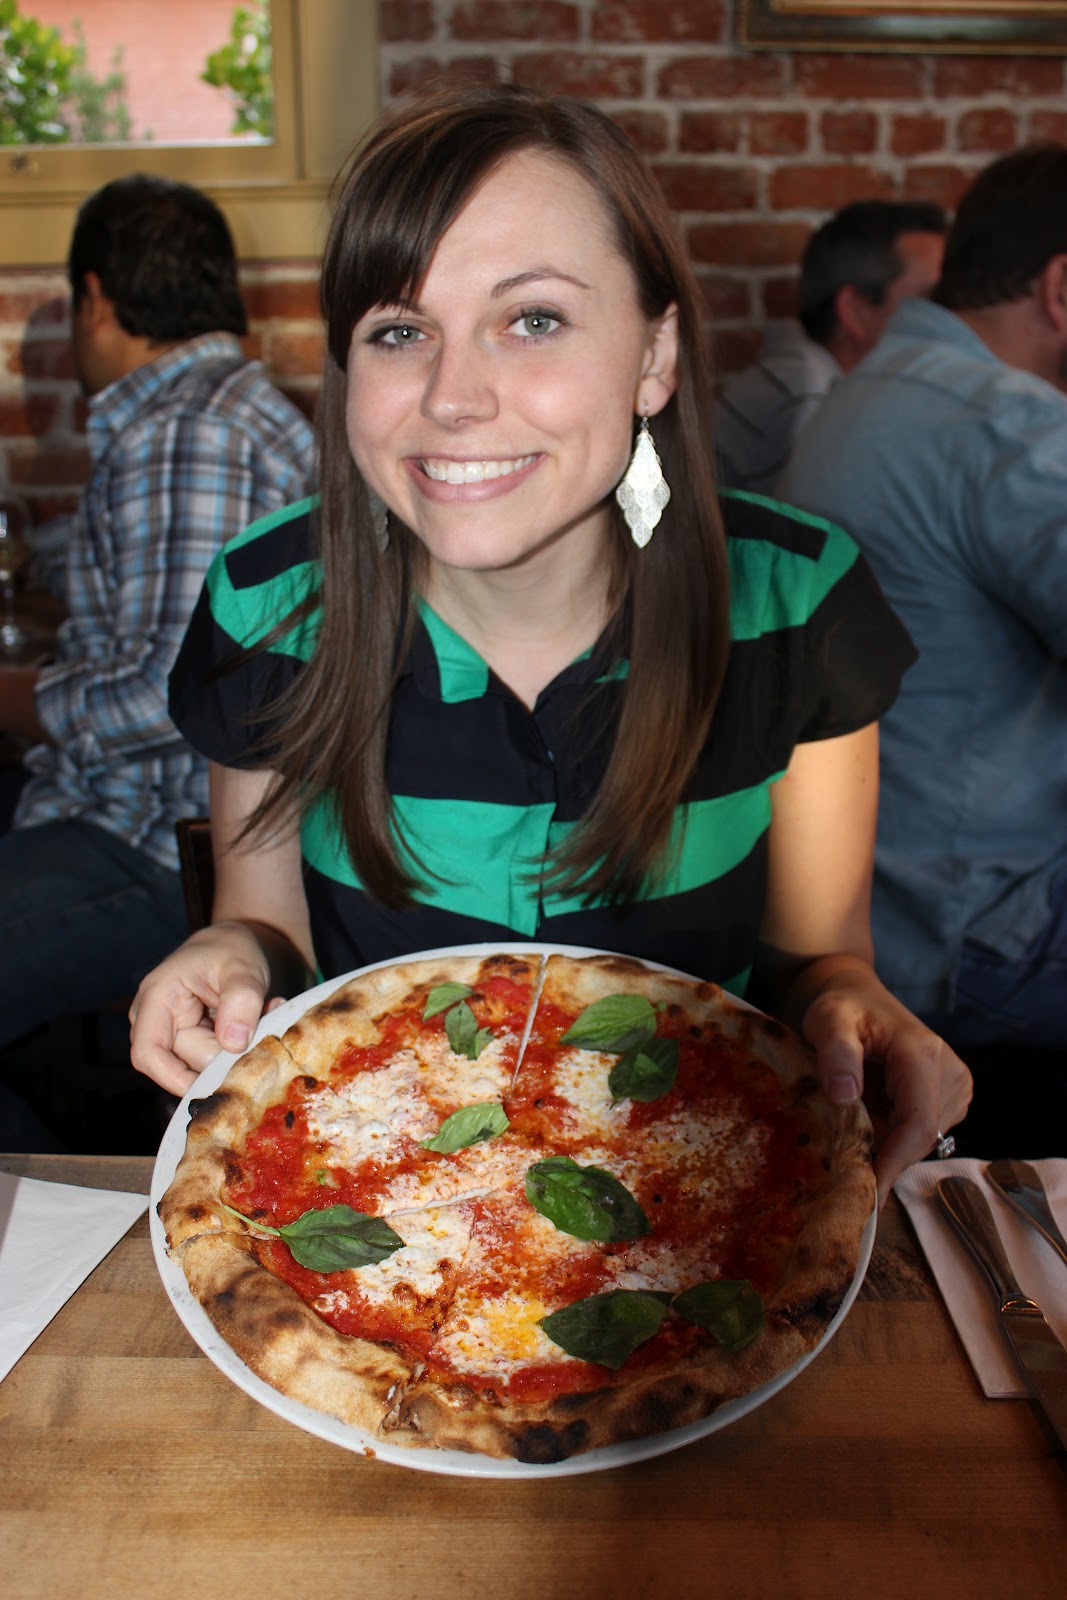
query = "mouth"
(419, 454, 539, 485)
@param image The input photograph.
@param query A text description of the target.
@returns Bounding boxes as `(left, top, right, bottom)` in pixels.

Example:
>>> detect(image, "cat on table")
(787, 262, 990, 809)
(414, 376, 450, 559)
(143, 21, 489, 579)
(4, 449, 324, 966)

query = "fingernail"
(830, 1073, 860, 1102)
(220, 1022, 250, 1050)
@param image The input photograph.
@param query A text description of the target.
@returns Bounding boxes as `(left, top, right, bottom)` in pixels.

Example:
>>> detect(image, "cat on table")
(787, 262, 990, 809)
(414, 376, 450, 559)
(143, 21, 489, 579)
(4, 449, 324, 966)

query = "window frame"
(0, 0, 379, 265)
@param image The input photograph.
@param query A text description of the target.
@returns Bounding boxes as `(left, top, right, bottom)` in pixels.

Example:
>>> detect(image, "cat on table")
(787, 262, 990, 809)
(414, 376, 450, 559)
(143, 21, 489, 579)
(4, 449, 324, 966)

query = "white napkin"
(894, 1157, 1067, 1398)
(0, 1172, 148, 1383)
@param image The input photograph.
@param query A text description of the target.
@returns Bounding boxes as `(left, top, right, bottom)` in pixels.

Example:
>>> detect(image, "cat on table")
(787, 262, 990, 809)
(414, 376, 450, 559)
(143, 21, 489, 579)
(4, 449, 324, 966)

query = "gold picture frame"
(738, 0, 1067, 52)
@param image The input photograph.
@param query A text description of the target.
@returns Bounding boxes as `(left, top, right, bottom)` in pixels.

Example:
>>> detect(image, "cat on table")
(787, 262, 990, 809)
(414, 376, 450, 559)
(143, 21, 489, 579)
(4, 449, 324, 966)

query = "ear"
(834, 282, 880, 345)
(1035, 254, 1067, 332)
(635, 303, 679, 418)
(77, 270, 117, 331)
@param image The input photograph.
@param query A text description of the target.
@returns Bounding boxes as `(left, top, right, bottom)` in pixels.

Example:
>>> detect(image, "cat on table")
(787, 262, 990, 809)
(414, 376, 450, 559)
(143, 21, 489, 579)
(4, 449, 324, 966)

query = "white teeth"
(421, 454, 537, 484)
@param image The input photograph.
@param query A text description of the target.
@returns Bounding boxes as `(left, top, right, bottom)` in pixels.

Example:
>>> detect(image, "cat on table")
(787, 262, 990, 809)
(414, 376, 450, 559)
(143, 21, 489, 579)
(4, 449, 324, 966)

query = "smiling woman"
(129, 83, 973, 1203)
(344, 147, 679, 669)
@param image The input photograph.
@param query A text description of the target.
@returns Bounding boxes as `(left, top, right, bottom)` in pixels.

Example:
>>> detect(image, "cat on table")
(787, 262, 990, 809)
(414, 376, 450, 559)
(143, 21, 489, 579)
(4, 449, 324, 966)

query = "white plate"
(150, 942, 876, 1479)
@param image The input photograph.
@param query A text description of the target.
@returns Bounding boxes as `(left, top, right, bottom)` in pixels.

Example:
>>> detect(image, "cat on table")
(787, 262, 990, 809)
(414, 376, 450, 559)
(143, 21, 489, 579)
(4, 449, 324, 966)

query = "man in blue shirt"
(0, 175, 315, 1051)
(781, 144, 1067, 1050)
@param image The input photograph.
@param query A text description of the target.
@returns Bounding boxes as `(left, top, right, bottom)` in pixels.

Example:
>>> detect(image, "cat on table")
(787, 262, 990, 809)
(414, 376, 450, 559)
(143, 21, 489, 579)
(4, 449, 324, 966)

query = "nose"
(419, 339, 498, 429)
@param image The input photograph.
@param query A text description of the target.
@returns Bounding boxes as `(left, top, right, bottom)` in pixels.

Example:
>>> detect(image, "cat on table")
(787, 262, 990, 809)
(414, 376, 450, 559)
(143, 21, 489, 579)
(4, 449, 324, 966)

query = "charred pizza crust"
(159, 950, 874, 1463)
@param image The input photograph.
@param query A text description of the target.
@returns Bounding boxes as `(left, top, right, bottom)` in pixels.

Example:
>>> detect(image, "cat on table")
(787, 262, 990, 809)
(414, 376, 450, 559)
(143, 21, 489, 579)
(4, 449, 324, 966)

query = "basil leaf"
(539, 1289, 669, 1369)
(222, 1201, 403, 1274)
(420, 1100, 510, 1154)
(559, 994, 658, 1053)
(278, 1205, 405, 1273)
(609, 1035, 680, 1103)
(423, 982, 473, 1020)
(525, 1156, 650, 1242)
(444, 999, 494, 1060)
(673, 1279, 765, 1352)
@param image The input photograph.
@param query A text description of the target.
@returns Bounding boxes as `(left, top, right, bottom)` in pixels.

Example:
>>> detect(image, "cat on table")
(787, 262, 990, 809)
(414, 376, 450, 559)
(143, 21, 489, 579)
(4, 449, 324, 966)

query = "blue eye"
(372, 323, 423, 347)
(513, 310, 562, 339)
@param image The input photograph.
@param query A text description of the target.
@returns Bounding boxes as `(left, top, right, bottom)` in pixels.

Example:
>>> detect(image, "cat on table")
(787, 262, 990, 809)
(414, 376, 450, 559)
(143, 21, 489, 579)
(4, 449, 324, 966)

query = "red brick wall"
(3, 0, 1066, 525)
(0, 264, 322, 526)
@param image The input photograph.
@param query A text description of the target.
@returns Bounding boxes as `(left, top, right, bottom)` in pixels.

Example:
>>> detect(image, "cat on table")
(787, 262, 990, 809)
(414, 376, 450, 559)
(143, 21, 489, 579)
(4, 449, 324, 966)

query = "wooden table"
(2, 1154, 1064, 1600)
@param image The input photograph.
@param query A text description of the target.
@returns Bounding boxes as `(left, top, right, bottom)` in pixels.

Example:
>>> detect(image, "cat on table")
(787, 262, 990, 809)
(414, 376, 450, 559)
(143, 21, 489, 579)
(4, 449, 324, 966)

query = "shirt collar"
(406, 597, 623, 705)
(880, 297, 1000, 365)
(760, 321, 843, 382)
(87, 332, 246, 441)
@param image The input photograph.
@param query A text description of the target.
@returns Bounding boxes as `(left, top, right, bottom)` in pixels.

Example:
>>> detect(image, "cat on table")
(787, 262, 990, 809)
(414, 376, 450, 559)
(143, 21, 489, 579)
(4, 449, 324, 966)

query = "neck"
(422, 526, 616, 709)
(953, 301, 1067, 392)
(822, 328, 860, 374)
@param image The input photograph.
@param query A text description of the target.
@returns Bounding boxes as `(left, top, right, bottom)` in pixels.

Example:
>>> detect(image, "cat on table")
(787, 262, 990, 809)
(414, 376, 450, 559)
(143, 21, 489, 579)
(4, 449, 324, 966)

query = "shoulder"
(116, 343, 314, 457)
(205, 495, 321, 652)
(719, 488, 860, 638)
(197, 359, 315, 443)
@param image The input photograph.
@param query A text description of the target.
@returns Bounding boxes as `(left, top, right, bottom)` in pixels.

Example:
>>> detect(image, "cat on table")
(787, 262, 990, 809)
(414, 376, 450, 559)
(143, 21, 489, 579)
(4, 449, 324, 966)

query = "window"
(0, 0, 379, 264)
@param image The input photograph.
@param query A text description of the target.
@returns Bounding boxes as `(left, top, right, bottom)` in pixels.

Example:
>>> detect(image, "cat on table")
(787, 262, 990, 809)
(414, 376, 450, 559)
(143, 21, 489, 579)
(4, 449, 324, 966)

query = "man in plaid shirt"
(0, 175, 315, 1058)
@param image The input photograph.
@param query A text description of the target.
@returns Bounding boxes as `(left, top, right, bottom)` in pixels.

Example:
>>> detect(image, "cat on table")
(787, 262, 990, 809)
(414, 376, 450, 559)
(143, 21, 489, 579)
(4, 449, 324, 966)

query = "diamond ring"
(935, 1129, 956, 1160)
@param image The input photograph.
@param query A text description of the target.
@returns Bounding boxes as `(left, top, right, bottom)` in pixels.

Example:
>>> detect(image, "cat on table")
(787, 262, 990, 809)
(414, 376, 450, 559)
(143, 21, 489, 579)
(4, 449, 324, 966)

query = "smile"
(420, 454, 539, 484)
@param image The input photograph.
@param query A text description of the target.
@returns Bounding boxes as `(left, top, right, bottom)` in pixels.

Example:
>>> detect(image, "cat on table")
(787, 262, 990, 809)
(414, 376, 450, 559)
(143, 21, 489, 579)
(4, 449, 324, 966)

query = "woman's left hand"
(799, 965, 973, 1207)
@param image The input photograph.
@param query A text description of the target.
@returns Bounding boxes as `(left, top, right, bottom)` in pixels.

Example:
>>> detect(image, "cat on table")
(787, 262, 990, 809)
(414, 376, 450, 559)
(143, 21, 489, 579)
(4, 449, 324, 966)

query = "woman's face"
(345, 148, 677, 580)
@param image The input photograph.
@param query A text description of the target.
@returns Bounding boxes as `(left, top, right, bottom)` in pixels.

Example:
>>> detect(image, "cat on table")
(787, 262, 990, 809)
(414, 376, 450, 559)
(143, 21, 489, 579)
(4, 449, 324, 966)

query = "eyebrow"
(490, 268, 592, 297)
(372, 267, 592, 321)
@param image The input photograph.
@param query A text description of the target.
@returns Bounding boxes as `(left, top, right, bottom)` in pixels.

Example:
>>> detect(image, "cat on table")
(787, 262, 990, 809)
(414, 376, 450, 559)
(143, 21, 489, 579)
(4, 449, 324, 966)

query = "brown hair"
(935, 142, 1067, 312)
(252, 83, 730, 907)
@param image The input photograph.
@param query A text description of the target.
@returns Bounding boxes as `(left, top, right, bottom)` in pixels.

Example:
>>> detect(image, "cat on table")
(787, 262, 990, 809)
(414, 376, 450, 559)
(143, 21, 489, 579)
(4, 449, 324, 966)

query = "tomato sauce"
(222, 970, 842, 1401)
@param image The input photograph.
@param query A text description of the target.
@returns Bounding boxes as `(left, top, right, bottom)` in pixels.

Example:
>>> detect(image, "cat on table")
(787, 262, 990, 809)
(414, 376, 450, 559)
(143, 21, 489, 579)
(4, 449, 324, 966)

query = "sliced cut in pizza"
(506, 953, 873, 1304)
(161, 951, 542, 1247)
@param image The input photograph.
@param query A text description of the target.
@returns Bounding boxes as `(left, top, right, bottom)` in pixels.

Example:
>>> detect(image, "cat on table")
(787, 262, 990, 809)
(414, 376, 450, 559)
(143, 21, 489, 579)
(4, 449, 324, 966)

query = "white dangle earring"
(368, 489, 390, 553)
(615, 413, 670, 549)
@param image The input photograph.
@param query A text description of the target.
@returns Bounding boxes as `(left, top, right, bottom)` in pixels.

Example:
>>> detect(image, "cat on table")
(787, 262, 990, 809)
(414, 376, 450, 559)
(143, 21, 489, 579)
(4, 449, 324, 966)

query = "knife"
(985, 1159, 1067, 1272)
(936, 1175, 1067, 1453)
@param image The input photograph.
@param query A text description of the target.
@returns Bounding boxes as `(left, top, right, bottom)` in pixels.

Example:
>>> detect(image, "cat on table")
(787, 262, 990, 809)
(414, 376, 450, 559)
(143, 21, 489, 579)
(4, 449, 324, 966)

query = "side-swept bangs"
(321, 85, 686, 371)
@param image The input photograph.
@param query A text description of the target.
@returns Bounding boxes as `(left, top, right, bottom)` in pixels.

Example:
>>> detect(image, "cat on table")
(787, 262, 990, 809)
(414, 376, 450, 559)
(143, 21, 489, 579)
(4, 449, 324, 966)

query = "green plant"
(201, 2, 273, 140)
(0, 2, 134, 145)
(67, 20, 133, 143)
(0, 0, 75, 144)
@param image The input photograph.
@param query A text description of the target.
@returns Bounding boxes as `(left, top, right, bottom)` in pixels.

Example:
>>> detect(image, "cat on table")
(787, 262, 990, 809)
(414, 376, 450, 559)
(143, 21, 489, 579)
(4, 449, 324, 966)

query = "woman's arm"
(755, 725, 972, 1205)
(129, 762, 315, 1096)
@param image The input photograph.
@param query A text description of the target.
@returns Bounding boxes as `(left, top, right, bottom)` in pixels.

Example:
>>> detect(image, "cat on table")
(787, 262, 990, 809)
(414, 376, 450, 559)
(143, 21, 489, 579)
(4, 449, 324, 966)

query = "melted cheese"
(305, 1033, 517, 1171)
(306, 1051, 433, 1166)
(373, 1138, 533, 1214)
(638, 1101, 770, 1200)
(412, 1029, 515, 1107)
(550, 1047, 627, 1140)
(432, 1290, 564, 1376)
(313, 1202, 473, 1312)
(429, 1206, 597, 1378)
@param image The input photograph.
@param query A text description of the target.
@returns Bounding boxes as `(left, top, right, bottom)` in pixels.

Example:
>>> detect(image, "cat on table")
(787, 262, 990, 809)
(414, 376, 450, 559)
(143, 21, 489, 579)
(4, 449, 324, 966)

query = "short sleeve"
(794, 543, 918, 739)
(720, 489, 917, 762)
(168, 498, 321, 769)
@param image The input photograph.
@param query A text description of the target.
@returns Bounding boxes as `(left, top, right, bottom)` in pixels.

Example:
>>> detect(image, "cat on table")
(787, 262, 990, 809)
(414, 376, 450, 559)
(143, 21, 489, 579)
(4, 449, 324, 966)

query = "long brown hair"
(251, 84, 730, 907)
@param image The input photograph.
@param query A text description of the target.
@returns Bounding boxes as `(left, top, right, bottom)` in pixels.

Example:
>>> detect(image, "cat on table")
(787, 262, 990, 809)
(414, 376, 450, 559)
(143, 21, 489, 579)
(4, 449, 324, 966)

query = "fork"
(986, 1158, 1067, 1271)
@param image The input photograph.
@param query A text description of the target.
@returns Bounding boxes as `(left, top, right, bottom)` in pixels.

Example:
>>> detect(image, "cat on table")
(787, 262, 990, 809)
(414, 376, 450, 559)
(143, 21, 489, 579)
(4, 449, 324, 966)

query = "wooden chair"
(174, 816, 214, 932)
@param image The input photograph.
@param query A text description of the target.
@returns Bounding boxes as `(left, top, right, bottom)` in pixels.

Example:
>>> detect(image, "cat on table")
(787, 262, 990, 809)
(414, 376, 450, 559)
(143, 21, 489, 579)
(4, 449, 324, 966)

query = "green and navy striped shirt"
(169, 492, 914, 991)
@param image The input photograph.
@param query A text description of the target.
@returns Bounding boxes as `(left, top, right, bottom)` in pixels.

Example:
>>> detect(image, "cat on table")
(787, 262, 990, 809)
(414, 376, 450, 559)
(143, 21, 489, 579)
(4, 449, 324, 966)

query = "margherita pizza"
(158, 951, 874, 1463)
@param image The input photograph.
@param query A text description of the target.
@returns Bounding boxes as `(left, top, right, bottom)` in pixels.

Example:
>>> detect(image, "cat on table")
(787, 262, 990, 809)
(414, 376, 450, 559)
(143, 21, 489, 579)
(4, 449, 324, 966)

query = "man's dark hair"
(935, 143, 1067, 312)
(68, 173, 247, 340)
(799, 199, 948, 346)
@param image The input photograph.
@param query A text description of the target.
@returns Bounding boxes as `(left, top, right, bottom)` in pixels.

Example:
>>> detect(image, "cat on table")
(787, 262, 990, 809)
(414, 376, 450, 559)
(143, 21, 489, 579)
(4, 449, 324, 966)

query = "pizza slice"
(275, 950, 544, 1213)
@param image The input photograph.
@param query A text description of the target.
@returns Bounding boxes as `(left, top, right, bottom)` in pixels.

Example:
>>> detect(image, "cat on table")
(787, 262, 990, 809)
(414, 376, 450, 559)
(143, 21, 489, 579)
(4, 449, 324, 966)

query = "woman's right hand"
(129, 920, 274, 1096)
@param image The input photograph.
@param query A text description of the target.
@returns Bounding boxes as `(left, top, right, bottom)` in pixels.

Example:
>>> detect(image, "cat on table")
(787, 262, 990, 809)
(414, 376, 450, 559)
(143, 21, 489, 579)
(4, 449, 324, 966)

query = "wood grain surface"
(1, 1153, 1064, 1600)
